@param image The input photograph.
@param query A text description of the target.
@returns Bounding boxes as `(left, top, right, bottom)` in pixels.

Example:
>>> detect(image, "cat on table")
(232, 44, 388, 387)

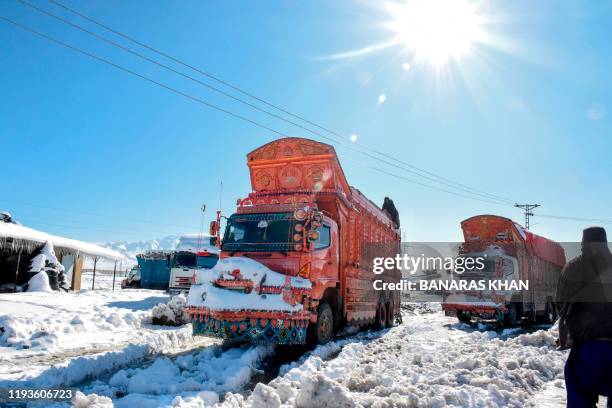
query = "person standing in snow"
(556, 227, 612, 407)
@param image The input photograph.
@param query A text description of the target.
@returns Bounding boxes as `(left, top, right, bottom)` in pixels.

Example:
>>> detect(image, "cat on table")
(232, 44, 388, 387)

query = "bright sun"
(386, 0, 486, 66)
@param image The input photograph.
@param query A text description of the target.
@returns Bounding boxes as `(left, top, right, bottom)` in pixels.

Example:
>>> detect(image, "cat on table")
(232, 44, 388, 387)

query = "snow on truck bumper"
(186, 257, 314, 344)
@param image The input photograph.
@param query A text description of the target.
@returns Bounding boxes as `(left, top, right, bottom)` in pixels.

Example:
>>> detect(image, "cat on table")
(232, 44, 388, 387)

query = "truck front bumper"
(188, 307, 311, 344)
(442, 302, 504, 320)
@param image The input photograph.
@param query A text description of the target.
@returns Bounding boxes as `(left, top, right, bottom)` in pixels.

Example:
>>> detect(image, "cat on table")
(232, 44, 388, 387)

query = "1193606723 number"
(1, 388, 74, 402)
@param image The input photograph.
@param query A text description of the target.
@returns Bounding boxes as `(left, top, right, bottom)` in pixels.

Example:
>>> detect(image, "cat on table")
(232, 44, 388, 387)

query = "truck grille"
(174, 277, 191, 289)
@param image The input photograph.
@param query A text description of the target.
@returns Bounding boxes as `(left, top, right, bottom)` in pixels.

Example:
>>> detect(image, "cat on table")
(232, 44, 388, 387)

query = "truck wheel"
(504, 304, 519, 327)
(310, 302, 334, 345)
(374, 302, 386, 330)
(544, 301, 556, 324)
(457, 311, 471, 324)
(385, 302, 394, 328)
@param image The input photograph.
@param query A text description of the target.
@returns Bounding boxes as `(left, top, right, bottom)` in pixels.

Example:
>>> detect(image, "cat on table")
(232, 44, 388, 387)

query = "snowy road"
(54, 304, 595, 408)
(2, 293, 607, 407)
(232, 308, 568, 408)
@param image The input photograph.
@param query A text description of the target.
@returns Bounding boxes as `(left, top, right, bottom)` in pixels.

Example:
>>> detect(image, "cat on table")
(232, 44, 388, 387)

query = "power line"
(10, 7, 612, 227)
(40, 0, 517, 205)
(369, 166, 511, 206)
(0, 199, 195, 229)
(24, 220, 186, 238)
(0, 16, 288, 138)
(0, 15, 514, 209)
(15, 212, 190, 236)
(15, 0, 331, 140)
(18, 0, 513, 205)
(341, 152, 510, 206)
(534, 213, 612, 225)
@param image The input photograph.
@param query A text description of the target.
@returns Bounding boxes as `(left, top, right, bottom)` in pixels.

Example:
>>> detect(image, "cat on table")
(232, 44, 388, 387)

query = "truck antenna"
(197, 203, 207, 251)
(514, 203, 540, 230)
(219, 179, 223, 211)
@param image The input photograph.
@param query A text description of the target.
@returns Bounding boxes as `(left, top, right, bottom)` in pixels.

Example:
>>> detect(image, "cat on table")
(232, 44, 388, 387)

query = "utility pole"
(514, 203, 540, 230)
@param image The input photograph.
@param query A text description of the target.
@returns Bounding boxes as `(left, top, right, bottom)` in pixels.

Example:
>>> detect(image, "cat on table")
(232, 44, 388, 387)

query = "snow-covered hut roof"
(0, 222, 123, 260)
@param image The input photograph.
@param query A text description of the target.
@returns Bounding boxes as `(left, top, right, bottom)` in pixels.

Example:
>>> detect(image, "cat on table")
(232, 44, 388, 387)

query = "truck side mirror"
(209, 220, 219, 236)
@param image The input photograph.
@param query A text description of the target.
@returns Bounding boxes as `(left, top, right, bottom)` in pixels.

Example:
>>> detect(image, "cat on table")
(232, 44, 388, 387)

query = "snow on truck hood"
(187, 257, 311, 312)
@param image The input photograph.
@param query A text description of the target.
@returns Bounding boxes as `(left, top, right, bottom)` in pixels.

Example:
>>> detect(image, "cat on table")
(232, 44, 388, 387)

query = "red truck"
(187, 137, 401, 344)
(442, 215, 566, 326)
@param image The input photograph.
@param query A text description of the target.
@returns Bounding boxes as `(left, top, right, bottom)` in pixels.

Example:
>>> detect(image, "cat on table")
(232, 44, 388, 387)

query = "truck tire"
(544, 301, 556, 324)
(385, 302, 394, 328)
(504, 304, 519, 327)
(374, 302, 386, 331)
(310, 302, 334, 345)
(457, 311, 471, 324)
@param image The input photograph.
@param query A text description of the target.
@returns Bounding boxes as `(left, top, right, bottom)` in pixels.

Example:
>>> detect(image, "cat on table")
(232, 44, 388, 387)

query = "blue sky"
(1, 0, 611, 243)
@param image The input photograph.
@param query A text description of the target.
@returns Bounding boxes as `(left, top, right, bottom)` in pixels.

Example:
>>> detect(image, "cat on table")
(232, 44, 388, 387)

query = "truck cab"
(443, 248, 519, 323)
(169, 234, 219, 294)
(121, 266, 141, 289)
(221, 210, 336, 283)
(442, 215, 565, 326)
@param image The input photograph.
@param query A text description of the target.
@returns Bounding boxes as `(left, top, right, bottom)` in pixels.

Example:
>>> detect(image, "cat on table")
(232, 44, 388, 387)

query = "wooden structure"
(0, 222, 122, 291)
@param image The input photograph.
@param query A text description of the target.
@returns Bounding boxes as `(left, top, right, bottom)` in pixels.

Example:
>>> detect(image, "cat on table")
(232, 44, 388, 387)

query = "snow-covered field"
(1, 293, 607, 407)
(0, 287, 215, 387)
(81, 271, 127, 291)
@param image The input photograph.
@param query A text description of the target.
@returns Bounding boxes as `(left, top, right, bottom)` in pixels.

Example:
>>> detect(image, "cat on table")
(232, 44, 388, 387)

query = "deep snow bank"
(79, 344, 273, 407)
(152, 294, 190, 326)
(229, 314, 567, 408)
(0, 290, 162, 351)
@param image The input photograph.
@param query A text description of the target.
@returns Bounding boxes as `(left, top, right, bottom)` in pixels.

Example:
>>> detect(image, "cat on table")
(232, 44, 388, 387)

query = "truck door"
(312, 222, 338, 283)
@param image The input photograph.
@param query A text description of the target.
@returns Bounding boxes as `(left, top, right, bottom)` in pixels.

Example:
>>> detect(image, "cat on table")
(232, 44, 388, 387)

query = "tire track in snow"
(233, 311, 567, 407)
(0, 325, 210, 389)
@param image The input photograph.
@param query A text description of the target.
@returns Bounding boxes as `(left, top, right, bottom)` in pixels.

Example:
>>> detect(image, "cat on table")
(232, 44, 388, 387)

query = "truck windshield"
(197, 255, 218, 269)
(457, 253, 514, 279)
(222, 212, 297, 252)
(174, 252, 197, 267)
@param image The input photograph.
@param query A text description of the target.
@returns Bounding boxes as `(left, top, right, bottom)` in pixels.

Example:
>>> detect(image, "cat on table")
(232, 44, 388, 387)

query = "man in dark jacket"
(557, 227, 612, 407)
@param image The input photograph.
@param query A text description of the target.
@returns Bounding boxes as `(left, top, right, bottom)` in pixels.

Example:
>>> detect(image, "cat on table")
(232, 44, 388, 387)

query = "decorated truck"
(187, 137, 401, 345)
(442, 215, 566, 326)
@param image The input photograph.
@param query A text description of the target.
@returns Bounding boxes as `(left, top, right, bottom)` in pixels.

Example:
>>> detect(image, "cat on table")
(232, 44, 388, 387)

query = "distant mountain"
(101, 235, 183, 261)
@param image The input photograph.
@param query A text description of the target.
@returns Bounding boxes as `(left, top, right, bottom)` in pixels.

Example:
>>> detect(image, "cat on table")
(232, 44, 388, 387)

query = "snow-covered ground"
(231, 309, 567, 408)
(81, 271, 128, 291)
(1, 296, 607, 407)
(54, 304, 608, 408)
(0, 288, 214, 387)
